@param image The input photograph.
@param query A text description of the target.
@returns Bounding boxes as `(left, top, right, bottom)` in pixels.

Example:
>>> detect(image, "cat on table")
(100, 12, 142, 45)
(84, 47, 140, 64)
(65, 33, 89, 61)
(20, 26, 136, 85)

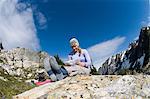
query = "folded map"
(64, 60, 76, 66)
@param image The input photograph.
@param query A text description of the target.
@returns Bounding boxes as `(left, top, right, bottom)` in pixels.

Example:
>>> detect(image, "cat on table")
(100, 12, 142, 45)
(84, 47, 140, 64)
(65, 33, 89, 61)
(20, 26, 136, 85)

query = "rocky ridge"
(0, 47, 49, 79)
(98, 27, 150, 75)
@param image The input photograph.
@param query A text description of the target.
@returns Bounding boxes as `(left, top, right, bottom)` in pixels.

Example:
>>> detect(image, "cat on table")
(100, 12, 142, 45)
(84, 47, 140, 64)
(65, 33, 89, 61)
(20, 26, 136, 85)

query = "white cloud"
(141, 0, 150, 26)
(142, 0, 150, 26)
(141, 17, 150, 26)
(134, 36, 139, 41)
(87, 37, 126, 70)
(35, 12, 47, 29)
(141, 21, 147, 26)
(31, 3, 47, 29)
(0, 0, 40, 50)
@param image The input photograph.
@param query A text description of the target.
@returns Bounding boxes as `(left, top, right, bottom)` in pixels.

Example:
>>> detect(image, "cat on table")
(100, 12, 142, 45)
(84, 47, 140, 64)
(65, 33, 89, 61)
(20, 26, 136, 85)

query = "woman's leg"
(43, 57, 57, 81)
(75, 65, 91, 75)
(64, 66, 78, 76)
(64, 65, 91, 76)
(49, 56, 65, 80)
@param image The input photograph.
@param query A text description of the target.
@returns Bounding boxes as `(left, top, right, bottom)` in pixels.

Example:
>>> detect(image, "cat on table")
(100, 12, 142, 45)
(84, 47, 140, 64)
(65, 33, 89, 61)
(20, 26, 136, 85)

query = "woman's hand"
(76, 60, 85, 67)
(64, 63, 71, 66)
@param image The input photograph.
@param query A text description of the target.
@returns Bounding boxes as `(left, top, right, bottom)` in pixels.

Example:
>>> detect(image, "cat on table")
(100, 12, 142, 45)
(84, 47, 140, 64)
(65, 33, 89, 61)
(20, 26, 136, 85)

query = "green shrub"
(0, 71, 35, 99)
(90, 66, 99, 75)
(54, 54, 65, 66)
(0, 59, 3, 63)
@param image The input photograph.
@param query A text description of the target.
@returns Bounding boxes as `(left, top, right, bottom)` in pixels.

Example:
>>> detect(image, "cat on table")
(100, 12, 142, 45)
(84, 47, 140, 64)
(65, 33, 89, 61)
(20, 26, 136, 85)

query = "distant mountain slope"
(98, 27, 150, 74)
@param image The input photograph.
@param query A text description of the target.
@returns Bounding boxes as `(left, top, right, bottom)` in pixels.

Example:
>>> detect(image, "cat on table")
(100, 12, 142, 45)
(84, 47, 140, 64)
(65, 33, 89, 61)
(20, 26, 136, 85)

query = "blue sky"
(36, 0, 148, 55)
(0, 0, 149, 69)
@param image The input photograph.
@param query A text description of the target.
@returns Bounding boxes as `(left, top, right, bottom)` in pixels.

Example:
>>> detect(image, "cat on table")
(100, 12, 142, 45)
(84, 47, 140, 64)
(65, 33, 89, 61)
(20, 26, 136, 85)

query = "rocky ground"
(13, 75, 150, 99)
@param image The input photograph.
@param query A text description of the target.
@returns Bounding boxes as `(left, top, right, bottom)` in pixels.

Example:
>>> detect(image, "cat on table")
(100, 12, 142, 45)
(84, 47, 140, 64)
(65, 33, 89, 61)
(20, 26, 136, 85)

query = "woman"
(43, 37, 91, 81)
(64, 37, 92, 76)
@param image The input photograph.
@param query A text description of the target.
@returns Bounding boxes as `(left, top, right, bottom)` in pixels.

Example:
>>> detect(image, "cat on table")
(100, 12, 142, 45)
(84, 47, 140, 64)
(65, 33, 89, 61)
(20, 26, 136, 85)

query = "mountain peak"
(98, 27, 150, 75)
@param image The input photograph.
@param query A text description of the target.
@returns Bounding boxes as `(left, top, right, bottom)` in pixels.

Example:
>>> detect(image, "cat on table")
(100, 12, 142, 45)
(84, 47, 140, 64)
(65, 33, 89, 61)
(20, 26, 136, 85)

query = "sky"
(0, 0, 149, 69)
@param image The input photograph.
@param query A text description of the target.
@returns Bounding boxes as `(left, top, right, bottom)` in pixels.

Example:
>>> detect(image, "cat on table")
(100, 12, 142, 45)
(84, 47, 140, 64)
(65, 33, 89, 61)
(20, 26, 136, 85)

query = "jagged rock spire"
(0, 38, 4, 50)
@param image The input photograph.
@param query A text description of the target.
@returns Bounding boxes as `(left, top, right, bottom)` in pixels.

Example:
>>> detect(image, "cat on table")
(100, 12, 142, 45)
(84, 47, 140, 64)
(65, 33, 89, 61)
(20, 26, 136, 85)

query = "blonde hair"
(70, 38, 79, 46)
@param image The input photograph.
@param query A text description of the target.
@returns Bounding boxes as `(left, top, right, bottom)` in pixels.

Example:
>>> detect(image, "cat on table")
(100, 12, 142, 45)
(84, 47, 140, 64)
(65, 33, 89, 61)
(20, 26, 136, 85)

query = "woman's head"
(69, 37, 80, 52)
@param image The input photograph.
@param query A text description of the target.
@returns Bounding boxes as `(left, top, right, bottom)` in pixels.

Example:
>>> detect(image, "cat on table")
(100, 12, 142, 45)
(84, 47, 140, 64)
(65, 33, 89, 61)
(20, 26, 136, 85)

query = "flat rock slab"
(13, 75, 150, 99)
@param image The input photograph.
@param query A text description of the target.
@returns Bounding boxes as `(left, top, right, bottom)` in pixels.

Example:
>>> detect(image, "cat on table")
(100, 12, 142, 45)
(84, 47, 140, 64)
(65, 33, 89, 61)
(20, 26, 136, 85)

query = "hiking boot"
(56, 73, 65, 81)
(49, 74, 57, 81)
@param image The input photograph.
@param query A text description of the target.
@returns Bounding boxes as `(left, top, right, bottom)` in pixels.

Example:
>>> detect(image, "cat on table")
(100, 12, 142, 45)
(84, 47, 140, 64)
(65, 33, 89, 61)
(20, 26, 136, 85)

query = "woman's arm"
(76, 49, 92, 67)
(83, 49, 92, 67)
(64, 55, 73, 66)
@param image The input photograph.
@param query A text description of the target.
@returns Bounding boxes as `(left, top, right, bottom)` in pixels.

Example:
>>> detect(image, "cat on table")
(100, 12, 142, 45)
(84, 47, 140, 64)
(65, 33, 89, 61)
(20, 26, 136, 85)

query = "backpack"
(37, 72, 46, 82)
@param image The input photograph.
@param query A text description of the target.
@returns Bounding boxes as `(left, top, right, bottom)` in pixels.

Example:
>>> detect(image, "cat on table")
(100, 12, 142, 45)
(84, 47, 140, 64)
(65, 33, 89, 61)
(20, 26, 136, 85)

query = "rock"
(13, 75, 150, 99)
(0, 47, 49, 79)
(0, 76, 8, 81)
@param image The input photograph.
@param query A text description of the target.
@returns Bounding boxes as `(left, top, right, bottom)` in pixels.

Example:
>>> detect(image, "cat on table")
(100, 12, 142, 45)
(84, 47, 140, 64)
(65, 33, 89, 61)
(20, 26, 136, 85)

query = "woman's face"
(71, 43, 79, 52)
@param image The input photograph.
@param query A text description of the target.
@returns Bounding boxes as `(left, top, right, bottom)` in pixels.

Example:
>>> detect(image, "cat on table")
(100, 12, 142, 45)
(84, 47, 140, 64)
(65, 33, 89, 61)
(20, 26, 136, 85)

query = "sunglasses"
(71, 45, 77, 48)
